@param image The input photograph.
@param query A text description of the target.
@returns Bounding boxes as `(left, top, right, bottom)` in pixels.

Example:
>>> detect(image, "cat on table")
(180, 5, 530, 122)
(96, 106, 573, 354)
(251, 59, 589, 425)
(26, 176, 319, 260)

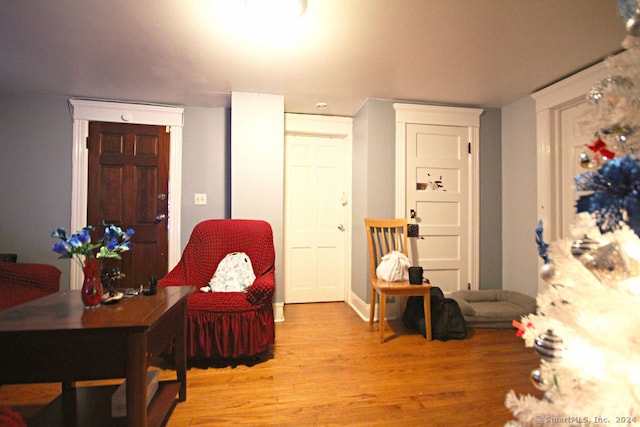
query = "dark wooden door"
(87, 122, 169, 288)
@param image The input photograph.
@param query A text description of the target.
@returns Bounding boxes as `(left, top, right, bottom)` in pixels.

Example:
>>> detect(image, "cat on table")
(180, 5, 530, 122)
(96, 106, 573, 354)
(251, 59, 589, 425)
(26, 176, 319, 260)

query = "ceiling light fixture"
(244, 0, 307, 21)
(239, 0, 309, 46)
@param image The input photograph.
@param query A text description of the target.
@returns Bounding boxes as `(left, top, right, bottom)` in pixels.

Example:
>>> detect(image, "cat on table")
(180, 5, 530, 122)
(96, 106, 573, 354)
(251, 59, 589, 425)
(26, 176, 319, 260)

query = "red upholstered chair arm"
(157, 271, 189, 288)
(246, 270, 275, 306)
(157, 257, 208, 288)
(0, 262, 61, 294)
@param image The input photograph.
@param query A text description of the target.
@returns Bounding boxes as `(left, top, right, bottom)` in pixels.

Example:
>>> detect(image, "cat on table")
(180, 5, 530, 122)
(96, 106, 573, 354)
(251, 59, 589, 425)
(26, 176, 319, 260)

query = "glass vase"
(81, 257, 103, 308)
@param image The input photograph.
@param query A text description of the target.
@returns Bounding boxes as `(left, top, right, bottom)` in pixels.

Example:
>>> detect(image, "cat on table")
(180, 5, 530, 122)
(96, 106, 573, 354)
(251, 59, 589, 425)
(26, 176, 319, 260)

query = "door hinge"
(86, 136, 89, 149)
(468, 142, 471, 154)
(468, 282, 471, 290)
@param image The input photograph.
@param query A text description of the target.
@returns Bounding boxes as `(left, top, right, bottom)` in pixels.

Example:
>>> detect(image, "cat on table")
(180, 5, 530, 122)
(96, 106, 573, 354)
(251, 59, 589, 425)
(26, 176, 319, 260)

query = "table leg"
(369, 287, 376, 325)
(379, 292, 386, 343)
(423, 291, 432, 340)
(126, 332, 147, 427)
(175, 300, 188, 402)
(61, 380, 77, 426)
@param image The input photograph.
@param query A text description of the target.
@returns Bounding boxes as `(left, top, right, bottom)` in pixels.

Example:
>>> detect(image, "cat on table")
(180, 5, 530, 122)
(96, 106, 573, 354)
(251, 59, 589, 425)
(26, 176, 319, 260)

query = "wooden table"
(0, 286, 193, 426)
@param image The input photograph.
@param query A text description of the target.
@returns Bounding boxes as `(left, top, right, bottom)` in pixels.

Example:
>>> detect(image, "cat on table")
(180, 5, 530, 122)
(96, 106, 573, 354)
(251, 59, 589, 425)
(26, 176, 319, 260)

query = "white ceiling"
(0, 0, 629, 116)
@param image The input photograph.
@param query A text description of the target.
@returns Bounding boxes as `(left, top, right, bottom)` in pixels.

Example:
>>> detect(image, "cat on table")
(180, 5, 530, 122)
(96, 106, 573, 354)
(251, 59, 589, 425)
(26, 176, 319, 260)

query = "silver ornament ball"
(534, 330, 564, 362)
(540, 263, 555, 282)
(627, 12, 640, 37)
(530, 368, 552, 391)
(578, 152, 596, 169)
(570, 236, 599, 258)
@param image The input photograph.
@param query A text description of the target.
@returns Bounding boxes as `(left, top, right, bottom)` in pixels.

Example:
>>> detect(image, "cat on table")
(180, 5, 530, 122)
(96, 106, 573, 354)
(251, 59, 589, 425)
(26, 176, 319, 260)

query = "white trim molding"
(394, 103, 483, 291)
(348, 290, 371, 322)
(532, 61, 609, 241)
(283, 113, 353, 308)
(273, 302, 285, 322)
(532, 60, 609, 292)
(68, 99, 184, 289)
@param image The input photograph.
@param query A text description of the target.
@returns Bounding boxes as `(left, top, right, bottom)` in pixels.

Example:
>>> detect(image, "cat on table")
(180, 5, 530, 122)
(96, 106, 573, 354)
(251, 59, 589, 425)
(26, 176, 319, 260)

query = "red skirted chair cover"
(159, 219, 276, 358)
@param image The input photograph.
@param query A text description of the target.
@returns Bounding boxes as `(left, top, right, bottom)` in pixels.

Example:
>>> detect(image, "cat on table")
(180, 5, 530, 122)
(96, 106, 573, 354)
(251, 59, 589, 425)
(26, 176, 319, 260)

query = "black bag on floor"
(402, 287, 467, 341)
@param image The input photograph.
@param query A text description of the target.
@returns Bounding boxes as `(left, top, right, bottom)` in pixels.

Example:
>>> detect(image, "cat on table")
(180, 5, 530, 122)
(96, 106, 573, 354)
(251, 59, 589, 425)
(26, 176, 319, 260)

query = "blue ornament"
(535, 220, 551, 264)
(618, 0, 638, 22)
(575, 154, 640, 238)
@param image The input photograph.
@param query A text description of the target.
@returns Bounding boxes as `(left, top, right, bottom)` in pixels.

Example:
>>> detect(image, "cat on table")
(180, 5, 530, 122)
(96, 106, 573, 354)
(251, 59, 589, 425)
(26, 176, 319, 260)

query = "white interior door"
(406, 123, 471, 293)
(284, 132, 349, 303)
(559, 100, 592, 238)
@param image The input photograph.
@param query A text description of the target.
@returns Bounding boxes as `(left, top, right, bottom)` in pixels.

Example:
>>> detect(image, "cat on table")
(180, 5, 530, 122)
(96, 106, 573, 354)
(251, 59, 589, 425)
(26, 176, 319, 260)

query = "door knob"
(337, 224, 345, 231)
(154, 214, 166, 224)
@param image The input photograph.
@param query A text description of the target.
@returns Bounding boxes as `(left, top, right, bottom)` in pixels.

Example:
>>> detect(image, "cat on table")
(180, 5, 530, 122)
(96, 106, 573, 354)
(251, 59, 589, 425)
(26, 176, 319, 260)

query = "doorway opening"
(69, 99, 183, 289)
(283, 113, 353, 305)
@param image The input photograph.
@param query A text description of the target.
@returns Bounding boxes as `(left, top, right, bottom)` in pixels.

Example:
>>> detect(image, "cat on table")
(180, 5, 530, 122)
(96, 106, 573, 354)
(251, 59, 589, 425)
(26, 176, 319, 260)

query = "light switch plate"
(194, 193, 207, 205)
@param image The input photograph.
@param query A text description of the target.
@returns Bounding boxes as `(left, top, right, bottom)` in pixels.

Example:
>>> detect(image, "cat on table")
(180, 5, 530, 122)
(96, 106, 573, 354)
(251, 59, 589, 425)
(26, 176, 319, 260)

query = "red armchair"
(0, 262, 61, 311)
(159, 219, 276, 359)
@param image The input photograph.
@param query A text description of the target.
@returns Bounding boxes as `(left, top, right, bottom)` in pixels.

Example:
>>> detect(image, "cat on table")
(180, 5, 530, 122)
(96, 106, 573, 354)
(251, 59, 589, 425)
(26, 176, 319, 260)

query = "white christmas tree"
(505, 2, 640, 425)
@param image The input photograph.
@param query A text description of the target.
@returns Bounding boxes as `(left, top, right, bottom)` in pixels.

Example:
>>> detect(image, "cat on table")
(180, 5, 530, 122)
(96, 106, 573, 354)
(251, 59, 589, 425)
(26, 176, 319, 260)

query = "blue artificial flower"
(68, 234, 85, 248)
(575, 154, 640, 237)
(51, 223, 135, 265)
(103, 225, 120, 242)
(106, 237, 119, 251)
(78, 228, 91, 244)
(52, 241, 71, 256)
(51, 228, 67, 240)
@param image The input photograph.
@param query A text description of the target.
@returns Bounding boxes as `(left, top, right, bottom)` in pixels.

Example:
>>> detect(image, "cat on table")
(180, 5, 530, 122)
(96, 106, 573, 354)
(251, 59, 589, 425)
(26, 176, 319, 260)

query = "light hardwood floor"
(0, 302, 542, 426)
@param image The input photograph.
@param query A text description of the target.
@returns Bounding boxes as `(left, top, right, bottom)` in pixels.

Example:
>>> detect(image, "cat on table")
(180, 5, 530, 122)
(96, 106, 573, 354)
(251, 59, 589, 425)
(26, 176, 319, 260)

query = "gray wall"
(230, 92, 285, 304)
(0, 94, 72, 278)
(180, 106, 230, 249)
(479, 108, 502, 289)
(0, 94, 231, 290)
(350, 99, 503, 302)
(501, 96, 539, 297)
(351, 99, 398, 302)
(0, 92, 512, 300)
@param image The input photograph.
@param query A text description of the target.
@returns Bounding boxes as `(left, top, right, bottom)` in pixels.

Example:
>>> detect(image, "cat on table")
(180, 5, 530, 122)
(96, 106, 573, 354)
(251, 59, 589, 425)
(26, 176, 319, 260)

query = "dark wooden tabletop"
(0, 286, 193, 332)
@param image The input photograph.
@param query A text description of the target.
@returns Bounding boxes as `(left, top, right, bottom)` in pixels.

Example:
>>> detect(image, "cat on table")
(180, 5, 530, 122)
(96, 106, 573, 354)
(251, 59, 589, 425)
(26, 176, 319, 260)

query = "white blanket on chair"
(200, 252, 256, 293)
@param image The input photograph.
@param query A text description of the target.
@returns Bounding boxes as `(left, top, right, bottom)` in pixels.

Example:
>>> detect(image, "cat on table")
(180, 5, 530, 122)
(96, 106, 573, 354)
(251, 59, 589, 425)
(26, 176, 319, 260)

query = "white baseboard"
(275, 293, 403, 324)
(348, 291, 370, 321)
(273, 302, 285, 322)
(347, 291, 403, 321)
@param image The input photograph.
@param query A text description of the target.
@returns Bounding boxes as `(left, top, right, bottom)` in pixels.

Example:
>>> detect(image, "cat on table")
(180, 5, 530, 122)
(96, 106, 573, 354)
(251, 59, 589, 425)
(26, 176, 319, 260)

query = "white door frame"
(68, 99, 184, 289)
(532, 59, 608, 291)
(394, 103, 482, 291)
(284, 113, 353, 304)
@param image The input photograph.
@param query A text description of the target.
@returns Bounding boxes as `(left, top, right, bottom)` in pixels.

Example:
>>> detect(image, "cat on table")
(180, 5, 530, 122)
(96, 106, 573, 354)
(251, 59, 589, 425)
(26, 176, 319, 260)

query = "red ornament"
(586, 138, 615, 160)
(512, 320, 533, 337)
